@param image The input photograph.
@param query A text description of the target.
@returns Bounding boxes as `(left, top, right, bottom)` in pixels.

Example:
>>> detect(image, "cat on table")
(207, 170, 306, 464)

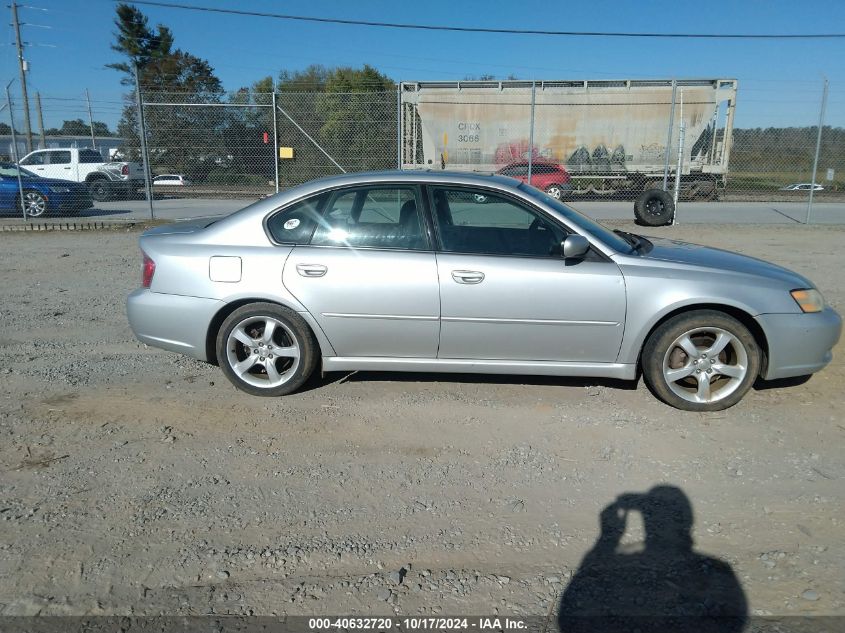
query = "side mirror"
(562, 234, 590, 259)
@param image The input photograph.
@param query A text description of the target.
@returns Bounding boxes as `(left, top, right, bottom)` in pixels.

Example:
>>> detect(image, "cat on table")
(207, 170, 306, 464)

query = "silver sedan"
(127, 171, 841, 411)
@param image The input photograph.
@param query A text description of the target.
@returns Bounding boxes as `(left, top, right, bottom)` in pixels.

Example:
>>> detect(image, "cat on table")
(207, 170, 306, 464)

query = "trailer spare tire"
(634, 188, 675, 226)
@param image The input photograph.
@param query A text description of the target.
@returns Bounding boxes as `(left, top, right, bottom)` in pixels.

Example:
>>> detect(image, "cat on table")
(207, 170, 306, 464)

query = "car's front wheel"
(20, 190, 48, 218)
(216, 302, 318, 397)
(642, 310, 761, 411)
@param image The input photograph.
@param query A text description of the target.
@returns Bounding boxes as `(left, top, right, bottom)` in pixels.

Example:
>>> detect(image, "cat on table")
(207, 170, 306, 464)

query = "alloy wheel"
(224, 315, 301, 389)
(661, 327, 749, 404)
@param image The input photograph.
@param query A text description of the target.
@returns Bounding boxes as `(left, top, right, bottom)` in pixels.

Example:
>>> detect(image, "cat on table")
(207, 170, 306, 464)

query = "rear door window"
(311, 186, 428, 251)
(49, 151, 72, 165)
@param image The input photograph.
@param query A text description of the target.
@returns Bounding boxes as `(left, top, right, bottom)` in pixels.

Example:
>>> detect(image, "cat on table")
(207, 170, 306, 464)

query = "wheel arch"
(204, 297, 332, 365)
(636, 303, 769, 377)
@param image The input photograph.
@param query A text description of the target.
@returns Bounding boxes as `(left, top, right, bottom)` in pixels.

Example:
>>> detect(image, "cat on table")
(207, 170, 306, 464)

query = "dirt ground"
(0, 222, 843, 620)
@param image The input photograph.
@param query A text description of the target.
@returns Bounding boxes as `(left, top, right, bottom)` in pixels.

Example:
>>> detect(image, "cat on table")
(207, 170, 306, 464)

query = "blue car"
(0, 162, 93, 218)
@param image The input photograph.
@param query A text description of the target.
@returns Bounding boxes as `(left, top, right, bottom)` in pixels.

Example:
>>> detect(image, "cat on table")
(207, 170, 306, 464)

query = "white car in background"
(780, 183, 824, 191)
(153, 174, 192, 186)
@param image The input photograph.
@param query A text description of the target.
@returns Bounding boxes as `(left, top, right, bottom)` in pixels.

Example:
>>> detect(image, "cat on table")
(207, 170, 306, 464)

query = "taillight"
(121, 164, 129, 176)
(141, 252, 155, 288)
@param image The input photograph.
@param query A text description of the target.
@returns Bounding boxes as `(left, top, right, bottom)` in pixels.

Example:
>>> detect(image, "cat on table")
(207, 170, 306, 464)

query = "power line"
(124, 0, 845, 39)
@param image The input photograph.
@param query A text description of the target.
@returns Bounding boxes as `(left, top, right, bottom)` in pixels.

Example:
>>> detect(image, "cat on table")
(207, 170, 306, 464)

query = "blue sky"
(3, 0, 844, 130)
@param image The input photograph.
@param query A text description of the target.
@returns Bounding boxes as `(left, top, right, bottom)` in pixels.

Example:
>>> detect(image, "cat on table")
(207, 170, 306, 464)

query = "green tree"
(42, 120, 114, 136)
(109, 3, 224, 176)
(274, 64, 397, 185)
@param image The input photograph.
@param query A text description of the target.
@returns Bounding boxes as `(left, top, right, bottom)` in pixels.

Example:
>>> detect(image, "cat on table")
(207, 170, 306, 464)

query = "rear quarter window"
(266, 193, 326, 244)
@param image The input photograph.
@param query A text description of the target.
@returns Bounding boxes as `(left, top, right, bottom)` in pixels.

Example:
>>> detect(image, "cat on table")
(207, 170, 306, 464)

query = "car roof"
(292, 169, 519, 189)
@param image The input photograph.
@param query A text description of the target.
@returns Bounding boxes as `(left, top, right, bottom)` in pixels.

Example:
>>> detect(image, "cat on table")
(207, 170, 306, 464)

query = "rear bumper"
(756, 307, 842, 380)
(127, 289, 222, 361)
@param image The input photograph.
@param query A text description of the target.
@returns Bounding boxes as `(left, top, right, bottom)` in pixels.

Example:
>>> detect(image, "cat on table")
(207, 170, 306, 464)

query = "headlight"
(48, 186, 71, 193)
(790, 288, 825, 313)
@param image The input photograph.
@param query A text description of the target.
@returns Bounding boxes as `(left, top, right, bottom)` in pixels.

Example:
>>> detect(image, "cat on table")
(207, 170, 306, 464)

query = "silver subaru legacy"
(127, 171, 841, 411)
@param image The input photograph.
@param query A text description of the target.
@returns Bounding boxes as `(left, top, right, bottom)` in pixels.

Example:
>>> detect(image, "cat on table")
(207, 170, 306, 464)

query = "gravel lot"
(0, 223, 843, 620)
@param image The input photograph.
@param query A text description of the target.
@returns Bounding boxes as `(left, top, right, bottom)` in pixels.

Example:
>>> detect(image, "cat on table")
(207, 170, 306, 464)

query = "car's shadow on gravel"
(558, 485, 748, 633)
(312, 370, 639, 391)
(753, 374, 812, 391)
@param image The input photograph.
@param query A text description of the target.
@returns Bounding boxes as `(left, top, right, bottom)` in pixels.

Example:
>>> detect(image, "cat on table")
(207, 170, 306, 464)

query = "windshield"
(518, 183, 634, 253)
(0, 164, 39, 179)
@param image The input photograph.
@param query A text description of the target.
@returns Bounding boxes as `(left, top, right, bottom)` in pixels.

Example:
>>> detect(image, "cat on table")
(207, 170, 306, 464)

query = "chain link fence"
(1, 81, 843, 220)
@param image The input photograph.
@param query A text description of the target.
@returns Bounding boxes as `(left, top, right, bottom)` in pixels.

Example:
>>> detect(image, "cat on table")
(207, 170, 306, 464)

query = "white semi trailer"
(400, 78, 737, 199)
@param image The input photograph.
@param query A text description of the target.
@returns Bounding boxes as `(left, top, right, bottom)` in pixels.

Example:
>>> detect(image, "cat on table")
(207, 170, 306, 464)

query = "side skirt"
(321, 357, 637, 380)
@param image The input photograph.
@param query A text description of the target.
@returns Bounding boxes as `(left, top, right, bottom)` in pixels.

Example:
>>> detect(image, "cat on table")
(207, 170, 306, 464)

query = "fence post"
(271, 89, 279, 193)
(6, 81, 26, 220)
(806, 77, 828, 225)
(662, 79, 677, 191)
(133, 62, 155, 220)
(527, 80, 536, 185)
(396, 85, 402, 170)
(673, 90, 685, 212)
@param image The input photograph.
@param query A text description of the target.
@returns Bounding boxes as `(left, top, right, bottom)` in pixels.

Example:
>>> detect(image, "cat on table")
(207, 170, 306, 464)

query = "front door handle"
(451, 270, 485, 284)
(296, 263, 327, 278)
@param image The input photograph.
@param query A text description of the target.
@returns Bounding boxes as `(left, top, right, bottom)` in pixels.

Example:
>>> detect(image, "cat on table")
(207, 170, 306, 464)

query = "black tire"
(634, 188, 675, 226)
(215, 302, 319, 397)
(19, 190, 48, 218)
(642, 310, 761, 411)
(88, 179, 112, 202)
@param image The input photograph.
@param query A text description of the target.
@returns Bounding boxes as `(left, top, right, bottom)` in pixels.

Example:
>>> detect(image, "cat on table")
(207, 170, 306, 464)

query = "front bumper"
(127, 289, 223, 361)
(756, 307, 842, 380)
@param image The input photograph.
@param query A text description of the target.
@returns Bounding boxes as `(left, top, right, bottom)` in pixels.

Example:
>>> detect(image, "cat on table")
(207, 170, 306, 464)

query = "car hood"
(638, 236, 813, 288)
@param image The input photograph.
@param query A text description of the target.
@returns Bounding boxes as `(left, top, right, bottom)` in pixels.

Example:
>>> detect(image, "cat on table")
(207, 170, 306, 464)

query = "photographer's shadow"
(558, 486, 747, 633)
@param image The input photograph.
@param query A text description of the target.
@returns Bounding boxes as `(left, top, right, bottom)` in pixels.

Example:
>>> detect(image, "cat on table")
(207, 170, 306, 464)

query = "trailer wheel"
(634, 189, 675, 226)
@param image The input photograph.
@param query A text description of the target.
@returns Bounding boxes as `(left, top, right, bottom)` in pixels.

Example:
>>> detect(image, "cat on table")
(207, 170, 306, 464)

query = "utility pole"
(85, 89, 97, 150)
(11, 1, 33, 153)
(35, 91, 46, 148)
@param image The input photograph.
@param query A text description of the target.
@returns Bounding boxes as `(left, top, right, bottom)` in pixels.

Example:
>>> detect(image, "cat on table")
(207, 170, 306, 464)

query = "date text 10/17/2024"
(308, 617, 528, 630)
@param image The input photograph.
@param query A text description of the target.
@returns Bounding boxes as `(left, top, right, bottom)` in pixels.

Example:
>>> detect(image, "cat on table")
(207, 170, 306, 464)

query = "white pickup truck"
(18, 147, 145, 201)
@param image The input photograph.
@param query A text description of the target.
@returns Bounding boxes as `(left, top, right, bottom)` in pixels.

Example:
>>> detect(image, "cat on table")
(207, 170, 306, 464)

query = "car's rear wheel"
(20, 190, 48, 218)
(216, 302, 318, 397)
(642, 310, 760, 411)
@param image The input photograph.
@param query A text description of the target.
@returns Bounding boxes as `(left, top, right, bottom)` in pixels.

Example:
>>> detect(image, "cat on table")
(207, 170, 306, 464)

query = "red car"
(496, 161, 572, 199)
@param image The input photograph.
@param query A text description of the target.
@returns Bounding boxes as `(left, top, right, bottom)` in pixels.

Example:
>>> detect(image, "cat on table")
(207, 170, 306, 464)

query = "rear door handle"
(451, 270, 485, 284)
(296, 263, 327, 277)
